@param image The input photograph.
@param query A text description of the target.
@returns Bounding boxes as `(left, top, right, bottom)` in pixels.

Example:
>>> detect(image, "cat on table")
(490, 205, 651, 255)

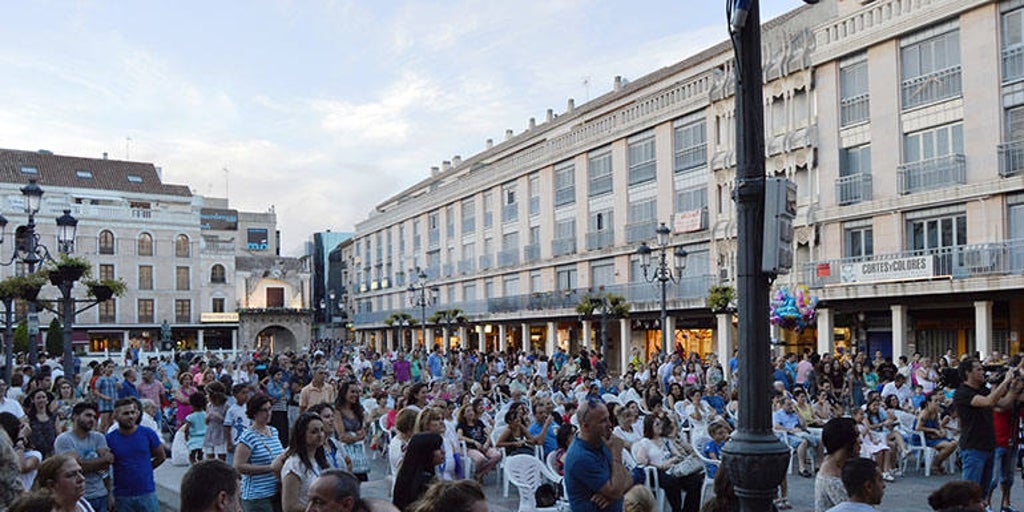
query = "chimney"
(567, 98, 575, 113)
(546, 109, 554, 122)
(505, 129, 514, 140)
(102, 152, 108, 160)
(528, 117, 536, 129)
(442, 160, 452, 172)
(452, 155, 462, 166)
(430, 166, 439, 177)
(614, 75, 623, 91)
(486, 138, 493, 150)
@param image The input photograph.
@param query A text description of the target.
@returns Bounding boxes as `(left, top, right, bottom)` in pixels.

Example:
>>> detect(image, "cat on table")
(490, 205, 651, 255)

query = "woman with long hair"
(24, 389, 58, 459)
(30, 453, 92, 512)
(416, 407, 459, 480)
(632, 415, 703, 512)
(389, 408, 420, 478)
(261, 368, 290, 448)
(0, 411, 40, 491)
(814, 417, 860, 512)
(334, 380, 369, 481)
(51, 377, 78, 432)
(233, 393, 285, 512)
(280, 412, 329, 512)
(844, 361, 867, 408)
(407, 478, 488, 512)
(495, 402, 542, 457)
(404, 383, 429, 413)
(307, 403, 345, 470)
(455, 404, 501, 480)
(392, 432, 443, 511)
(916, 392, 958, 474)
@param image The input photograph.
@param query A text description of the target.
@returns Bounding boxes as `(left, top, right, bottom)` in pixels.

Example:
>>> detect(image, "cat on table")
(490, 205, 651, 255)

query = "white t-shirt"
(632, 438, 670, 466)
(0, 398, 25, 419)
(224, 403, 250, 445)
(20, 449, 41, 490)
(281, 454, 328, 509)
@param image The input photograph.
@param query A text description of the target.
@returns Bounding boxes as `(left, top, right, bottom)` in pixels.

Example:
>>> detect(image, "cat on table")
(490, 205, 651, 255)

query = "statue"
(161, 320, 171, 342)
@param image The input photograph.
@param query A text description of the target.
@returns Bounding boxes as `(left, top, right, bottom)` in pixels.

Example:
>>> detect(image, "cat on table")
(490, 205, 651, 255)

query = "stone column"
(619, 319, 630, 371)
(498, 324, 507, 352)
(442, 328, 451, 352)
(582, 320, 592, 350)
(476, 326, 485, 352)
(196, 330, 205, 352)
(521, 323, 530, 352)
(717, 313, 734, 381)
(817, 307, 834, 357)
(664, 316, 676, 354)
(975, 300, 994, 358)
(458, 326, 469, 351)
(231, 329, 238, 356)
(891, 305, 909, 363)
(546, 322, 556, 355)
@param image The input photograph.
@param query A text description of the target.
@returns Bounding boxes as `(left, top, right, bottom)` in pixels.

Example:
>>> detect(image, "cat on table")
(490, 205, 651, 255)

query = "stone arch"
(238, 309, 313, 355)
(254, 325, 298, 353)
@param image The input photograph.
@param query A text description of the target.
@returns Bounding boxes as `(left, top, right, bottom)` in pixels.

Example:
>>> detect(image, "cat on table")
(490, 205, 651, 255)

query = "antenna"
(125, 136, 132, 160)
(582, 76, 591, 101)
(223, 167, 229, 199)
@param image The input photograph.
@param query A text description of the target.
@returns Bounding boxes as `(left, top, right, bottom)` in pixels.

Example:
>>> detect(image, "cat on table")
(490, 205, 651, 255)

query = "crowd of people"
(0, 341, 1019, 511)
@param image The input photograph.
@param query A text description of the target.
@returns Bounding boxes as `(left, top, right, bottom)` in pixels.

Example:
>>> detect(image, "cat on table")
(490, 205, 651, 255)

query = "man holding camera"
(953, 357, 1022, 493)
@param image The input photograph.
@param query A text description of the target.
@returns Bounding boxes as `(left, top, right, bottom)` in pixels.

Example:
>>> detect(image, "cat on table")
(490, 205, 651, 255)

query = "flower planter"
(89, 285, 114, 302)
(21, 285, 41, 302)
(51, 264, 87, 285)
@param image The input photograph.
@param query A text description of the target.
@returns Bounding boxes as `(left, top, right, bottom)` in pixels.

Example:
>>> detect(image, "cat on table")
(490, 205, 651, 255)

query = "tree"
(577, 292, 630, 359)
(13, 320, 27, 354)
(45, 317, 63, 357)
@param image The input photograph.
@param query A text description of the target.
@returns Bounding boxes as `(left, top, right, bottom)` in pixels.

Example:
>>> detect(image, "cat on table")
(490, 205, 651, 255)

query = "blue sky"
(0, 0, 807, 255)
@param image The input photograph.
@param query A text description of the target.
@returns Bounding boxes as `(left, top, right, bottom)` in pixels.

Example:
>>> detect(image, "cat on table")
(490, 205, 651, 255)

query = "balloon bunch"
(770, 285, 819, 333)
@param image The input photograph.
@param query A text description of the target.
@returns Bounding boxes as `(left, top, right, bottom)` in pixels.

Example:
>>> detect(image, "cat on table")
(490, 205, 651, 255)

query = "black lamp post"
(407, 267, 437, 349)
(636, 222, 688, 360)
(0, 180, 80, 381)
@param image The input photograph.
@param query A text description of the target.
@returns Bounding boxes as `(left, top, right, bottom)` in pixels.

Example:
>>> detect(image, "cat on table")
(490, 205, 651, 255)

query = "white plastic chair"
(505, 454, 565, 512)
(691, 433, 721, 505)
(601, 393, 620, 405)
(628, 445, 667, 511)
(491, 425, 510, 497)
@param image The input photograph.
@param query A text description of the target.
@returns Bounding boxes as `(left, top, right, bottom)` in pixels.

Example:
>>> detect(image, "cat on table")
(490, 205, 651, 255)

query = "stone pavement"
(152, 452, 1024, 512)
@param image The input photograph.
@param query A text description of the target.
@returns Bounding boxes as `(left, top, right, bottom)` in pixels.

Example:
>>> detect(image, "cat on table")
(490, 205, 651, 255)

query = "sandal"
(774, 498, 793, 510)
(799, 468, 813, 478)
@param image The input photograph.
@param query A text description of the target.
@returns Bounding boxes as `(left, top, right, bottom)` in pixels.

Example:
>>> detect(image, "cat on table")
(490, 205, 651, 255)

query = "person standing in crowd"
(233, 393, 284, 512)
(105, 397, 166, 512)
(24, 388, 57, 459)
(335, 381, 369, 481)
(815, 418, 861, 512)
(824, 457, 886, 512)
(564, 399, 632, 512)
(118, 369, 139, 400)
(94, 364, 118, 431)
(225, 384, 252, 459)
(280, 412, 329, 512)
(392, 432, 443, 511)
(135, 369, 163, 428)
(299, 366, 335, 416)
(54, 402, 112, 512)
(180, 459, 242, 512)
(30, 454, 93, 512)
(263, 369, 290, 448)
(175, 372, 197, 431)
(954, 357, 1022, 489)
(184, 392, 209, 464)
(990, 364, 1024, 512)
(205, 381, 229, 461)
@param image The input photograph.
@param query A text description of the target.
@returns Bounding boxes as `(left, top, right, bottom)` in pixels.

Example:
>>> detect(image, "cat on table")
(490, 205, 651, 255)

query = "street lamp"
(407, 267, 437, 349)
(636, 222, 688, 360)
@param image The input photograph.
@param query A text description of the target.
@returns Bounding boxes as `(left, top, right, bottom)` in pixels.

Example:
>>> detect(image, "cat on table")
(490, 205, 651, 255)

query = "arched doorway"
(255, 325, 298, 353)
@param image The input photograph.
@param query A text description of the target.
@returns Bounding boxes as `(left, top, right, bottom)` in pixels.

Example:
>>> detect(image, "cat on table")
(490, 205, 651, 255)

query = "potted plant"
(83, 278, 128, 302)
(706, 285, 736, 314)
(45, 254, 92, 285)
(1, 273, 47, 302)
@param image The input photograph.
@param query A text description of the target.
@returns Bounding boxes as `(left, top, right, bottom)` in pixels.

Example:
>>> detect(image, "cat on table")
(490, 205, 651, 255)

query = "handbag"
(343, 440, 370, 476)
(534, 482, 561, 507)
(667, 454, 705, 477)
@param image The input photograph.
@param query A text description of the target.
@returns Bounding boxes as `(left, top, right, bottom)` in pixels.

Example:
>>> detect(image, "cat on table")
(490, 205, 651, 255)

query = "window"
(76, 170, 93, 179)
(461, 198, 476, 233)
(502, 232, 519, 251)
(840, 56, 870, 126)
(529, 270, 542, 293)
(210, 264, 226, 284)
(1003, 9, 1024, 82)
(127, 175, 143, 183)
(212, 298, 225, 313)
(529, 174, 541, 215)
(675, 186, 708, 218)
(591, 260, 615, 288)
(266, 288, 285, 308)
(628, 198, 657, 224)
(841, 144, 872, 176)
(502, 183, 518, 223)
(674, 119, 707, 172)
(908, 212, 967, 252)
(98, 299, 116, 323)
(98, 230, 115, 255)
(555, 264, 578, 291)
(503, 275, 520, 296)
(771, 96, 786, 135)
(137, 299, 154, 324)
(555, 219, 576, 240)
(247, 229, 269, 251)
(483, 192, 494, 228)
(554, 162, 575, 207)
(137, 233, 153, 256)
(901, 28, 961, 109)
(484, 278, 494, 299)
(628, 132, 656, 186)
(20, 166, 37, 175)
(844, 225, 874, 259)
(175, 299, 191, 323)
(463, 283, 477, 301)
(904, 123, 964, 163)
(99, 264, 114, 281)
(504, 184, 516, 206)
(176, 266, 190, 291)
(138, 265, 153, 290)
(591, 210, 612, 231)
(1007, 106, 1024, 142)
(445, 205, 455, 237)
(589, 148, 613, 197)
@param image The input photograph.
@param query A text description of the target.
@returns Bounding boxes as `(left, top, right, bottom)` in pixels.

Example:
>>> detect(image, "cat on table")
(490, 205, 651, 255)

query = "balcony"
(835, 173, 873, 205)
(901, 66, 962, 110)
(999, 140, 1024, 177)
(674, 144, 707, 173)
(586, 230, 615, 251)
(1004, 44, 1024, 84)
(523, 243, 540, 263)
(625, 220, 658, 243)
(428, 230, 440, 248)
(628, 163, 657, 186)
(442, 263, 454, 277)
(498, 248, 520, 267)
(897, 154, 965, 195)
(424, 265, 440, 280)
(619, 275, 714, 305)
(551, 237, 577, 257)
(502, 204, 518, 223)
(840, 93, 869, 127)
(478, 254, 493, 271)
(554, 188, 575, 207)
(589, 175, 613, 197)
(458, 258, 475, 274)
(529, 196, 540, 215)
(488, 289, 583, 313)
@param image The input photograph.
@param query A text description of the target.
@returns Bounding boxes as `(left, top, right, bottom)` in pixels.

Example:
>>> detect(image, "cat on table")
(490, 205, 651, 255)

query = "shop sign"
(839, 255, 934, 284)
(201, 312, 239, 323)
(673, 210, 703, 233)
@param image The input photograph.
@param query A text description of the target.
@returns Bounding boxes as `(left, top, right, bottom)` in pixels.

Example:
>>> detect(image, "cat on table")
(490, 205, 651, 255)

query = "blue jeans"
(992, 446, 1017, 492)
(114, 492, 159, 512)
(961, 448, 994, 488)
(86, 495, 108, 512)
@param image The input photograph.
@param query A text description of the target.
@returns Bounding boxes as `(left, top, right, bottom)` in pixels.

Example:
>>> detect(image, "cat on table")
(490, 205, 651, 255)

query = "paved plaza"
(151, 448, 1024, 512)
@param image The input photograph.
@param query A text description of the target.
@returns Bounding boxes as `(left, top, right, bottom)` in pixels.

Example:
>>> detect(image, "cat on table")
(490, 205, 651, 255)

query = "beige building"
(351, 0, 1024, 371)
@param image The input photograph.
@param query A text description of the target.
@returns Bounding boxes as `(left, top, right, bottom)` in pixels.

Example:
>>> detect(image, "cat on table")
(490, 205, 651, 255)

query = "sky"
(0, 0, 807, 256)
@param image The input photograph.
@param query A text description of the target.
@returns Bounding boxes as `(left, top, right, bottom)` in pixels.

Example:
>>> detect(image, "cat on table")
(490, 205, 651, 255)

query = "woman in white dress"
(280, 412, 329, 512)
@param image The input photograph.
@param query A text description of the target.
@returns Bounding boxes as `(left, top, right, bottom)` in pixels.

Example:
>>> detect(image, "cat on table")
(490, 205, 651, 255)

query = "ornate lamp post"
(636, 222, 687, 360)
(407, 267, 437, 349)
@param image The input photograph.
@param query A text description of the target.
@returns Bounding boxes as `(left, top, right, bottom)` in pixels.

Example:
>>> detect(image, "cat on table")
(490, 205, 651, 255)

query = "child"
(852, 407, 894, 481)
(224, 384, 251, 456)
(702, 422, 729, 479)
(204, 382, 228, 461)
(182, 391, 208, 464)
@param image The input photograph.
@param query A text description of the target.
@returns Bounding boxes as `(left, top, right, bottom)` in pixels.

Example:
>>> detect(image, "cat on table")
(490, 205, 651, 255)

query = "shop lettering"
(859, 257, 928, 275)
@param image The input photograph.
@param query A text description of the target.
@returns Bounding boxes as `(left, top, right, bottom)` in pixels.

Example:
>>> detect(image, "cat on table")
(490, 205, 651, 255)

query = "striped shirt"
(238, 426, 283, 500)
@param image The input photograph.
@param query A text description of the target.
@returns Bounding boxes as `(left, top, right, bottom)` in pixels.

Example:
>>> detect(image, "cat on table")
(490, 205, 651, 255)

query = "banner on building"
(673, 210, 704, 233)
(839, 255, 934, 284)
(200, 208, 238, 230)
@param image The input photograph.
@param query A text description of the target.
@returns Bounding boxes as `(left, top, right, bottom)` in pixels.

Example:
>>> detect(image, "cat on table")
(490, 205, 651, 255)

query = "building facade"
(351, 0, 1024, 372)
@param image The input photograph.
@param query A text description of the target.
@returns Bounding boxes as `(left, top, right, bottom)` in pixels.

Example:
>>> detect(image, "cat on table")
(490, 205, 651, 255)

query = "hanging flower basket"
(84, 278, 128, 301)
(770, 285, 819, 333)
(0, 274, 47, 302)
(706, 285, 736, 314)
(45, 255, 92, 284)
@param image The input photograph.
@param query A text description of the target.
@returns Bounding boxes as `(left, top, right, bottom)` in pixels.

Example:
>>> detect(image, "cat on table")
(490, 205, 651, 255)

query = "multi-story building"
(351, 0, 1024, 372)
(310, 231, 353, 337)
(0, 148, 312, 356)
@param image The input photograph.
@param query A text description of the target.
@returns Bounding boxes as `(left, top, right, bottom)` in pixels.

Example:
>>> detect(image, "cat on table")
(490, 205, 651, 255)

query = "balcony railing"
(625, 220, 659, 243)
(999, 140, 1024, 177)
(523, 243, 540, 263)
(1004, 44, 1024, 83)
(618, 275, 714, 305)
(589, 175, 613, 197)
(457, 258, 475, 274)
(674, 144, 707, 173)
(488, 289, 584, 313)
(901, 66, 962, 110)
(442, 263, 454, 277)
(897, 154, 965, 195)
(551, 237, 577, 257)
(840, 93, 869, 126)
(497, 248, 520, 267)
(628, 163, 657, 186)
(529, 196, 540, 215)
(428, 230, 440, 247)
(502, 204, 518, 223)
(478, 254, 493, 271)
(835, 173, 873, 205)
(555, 188, 575, 207)
(586, 230, 615, 251)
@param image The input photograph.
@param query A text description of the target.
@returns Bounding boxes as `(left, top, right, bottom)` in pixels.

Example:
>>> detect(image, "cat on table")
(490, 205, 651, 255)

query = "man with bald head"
(564, 399, 633, 511)
(306, 469, 368, 512)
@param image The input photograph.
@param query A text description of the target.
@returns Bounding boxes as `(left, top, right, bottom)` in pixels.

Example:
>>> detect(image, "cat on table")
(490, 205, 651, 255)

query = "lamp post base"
(721, 432, 790, 511)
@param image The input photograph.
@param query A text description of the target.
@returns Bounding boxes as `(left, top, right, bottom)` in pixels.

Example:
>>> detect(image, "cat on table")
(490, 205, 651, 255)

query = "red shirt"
(993, 407, 1024, 448)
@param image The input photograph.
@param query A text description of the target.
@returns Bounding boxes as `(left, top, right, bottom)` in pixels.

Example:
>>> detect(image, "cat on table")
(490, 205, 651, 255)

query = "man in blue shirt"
(527, 399, 558, 457)
(118, 369, 139, 399)
(773, 398, 817, 477)
(427, 344, 444, 380)
(106, 398, 166, 512)
(564, 400, 632, 512)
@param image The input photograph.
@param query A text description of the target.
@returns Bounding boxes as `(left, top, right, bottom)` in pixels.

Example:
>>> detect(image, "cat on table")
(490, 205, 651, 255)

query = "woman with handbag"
(233, 394, 285, 512)
(632, 415, 703, 512)
(334, 381, 370, 481)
